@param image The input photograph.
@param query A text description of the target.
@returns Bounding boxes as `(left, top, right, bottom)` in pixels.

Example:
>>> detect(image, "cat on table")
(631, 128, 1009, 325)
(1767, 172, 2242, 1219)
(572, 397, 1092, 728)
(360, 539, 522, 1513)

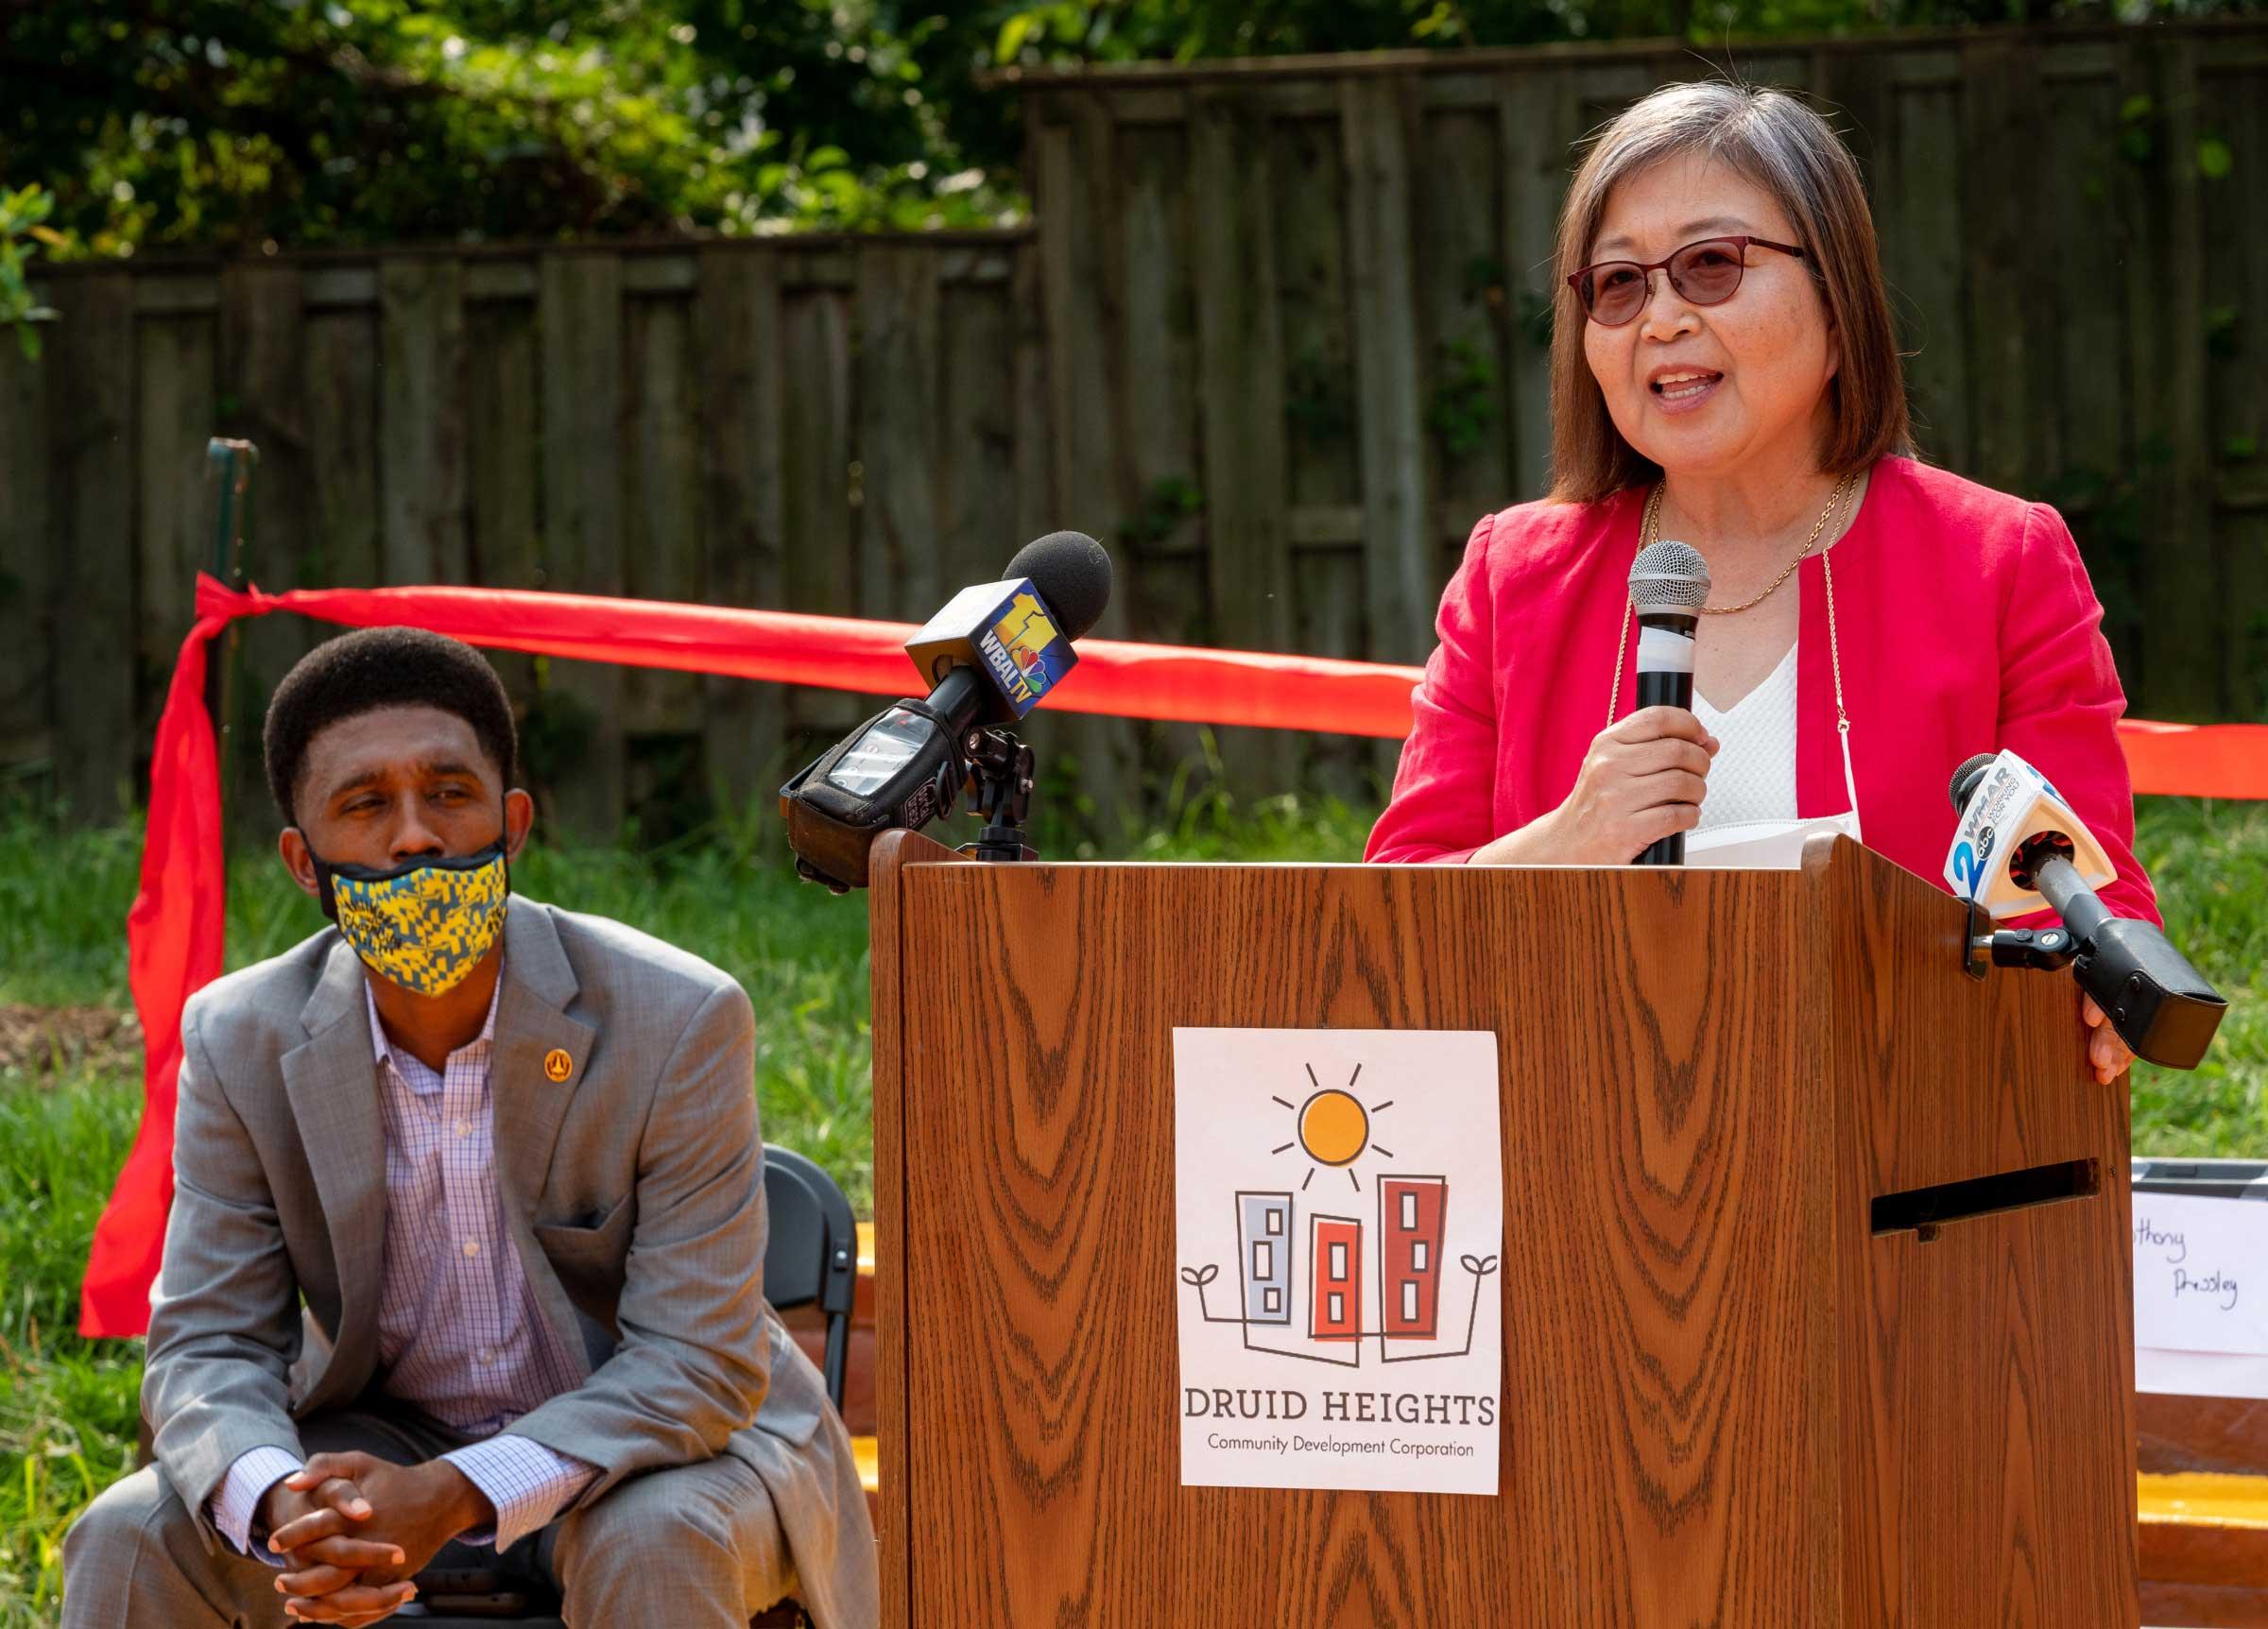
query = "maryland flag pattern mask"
(311, 842, 510, 997)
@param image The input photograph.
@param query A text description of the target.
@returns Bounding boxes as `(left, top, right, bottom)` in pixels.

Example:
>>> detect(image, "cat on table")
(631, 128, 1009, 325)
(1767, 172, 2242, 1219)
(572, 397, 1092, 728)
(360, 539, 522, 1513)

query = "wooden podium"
(867, 831, 2138, 1626)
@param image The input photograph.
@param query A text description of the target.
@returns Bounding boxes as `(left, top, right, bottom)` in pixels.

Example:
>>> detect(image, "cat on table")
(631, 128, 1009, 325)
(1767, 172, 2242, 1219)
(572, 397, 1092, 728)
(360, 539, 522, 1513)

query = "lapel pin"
(543, 1048, 575, 1084)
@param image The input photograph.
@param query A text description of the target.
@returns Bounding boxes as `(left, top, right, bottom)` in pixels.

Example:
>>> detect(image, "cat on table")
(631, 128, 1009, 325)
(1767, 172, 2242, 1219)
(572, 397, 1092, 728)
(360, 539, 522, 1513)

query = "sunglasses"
(1568, 235, 1807, 327)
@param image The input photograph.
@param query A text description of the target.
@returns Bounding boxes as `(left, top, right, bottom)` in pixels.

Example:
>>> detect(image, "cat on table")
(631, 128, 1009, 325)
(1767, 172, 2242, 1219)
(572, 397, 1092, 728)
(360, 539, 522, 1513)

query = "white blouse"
(1692, 641, 1798, 832)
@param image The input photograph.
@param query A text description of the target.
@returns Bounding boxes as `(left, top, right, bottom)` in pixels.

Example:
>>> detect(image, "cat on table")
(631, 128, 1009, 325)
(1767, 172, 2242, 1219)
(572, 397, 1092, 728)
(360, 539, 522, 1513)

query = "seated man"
(62, 628, 876, 1628)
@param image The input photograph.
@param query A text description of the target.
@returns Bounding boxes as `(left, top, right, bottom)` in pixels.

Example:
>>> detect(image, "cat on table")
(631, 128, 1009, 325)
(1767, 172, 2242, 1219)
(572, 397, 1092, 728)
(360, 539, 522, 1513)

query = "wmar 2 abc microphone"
(1947, 750, 2226, 1069)
(780, 531, 1113, 893)
(1628, 540, 1710, 866)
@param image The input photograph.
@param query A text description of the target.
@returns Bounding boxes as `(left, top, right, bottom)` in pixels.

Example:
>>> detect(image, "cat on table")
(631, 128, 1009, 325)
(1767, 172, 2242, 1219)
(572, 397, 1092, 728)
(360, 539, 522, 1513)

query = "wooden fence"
(0, 237, 1073, 832)
(4, 20, 2265, 835)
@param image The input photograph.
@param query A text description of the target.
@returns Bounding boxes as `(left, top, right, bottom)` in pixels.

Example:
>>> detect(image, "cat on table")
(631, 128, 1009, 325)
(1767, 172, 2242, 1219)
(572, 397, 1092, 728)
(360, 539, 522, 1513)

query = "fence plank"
(220, 264, 313, 565)
(0, 342, 52, 777)
(777, 283, 863, 747)
(2202, 65, 2268, 714)
(539, 254, 628, 835)
(1038, 102, 1139, 825)
(1010, 235, 1057, 553)
(1960, 41, 2044, 494)
(938, 282, 1019, 591)
(378, 260, 469, 585)
(1500, 72, 1563, 500)
(220, 263, 315, 832)
(696, 246, 787, 812)
(1117, 120, 1203, 561)
(1192, 89, 1294, 795)
(1116, 116, 1234, 790)
(1883, 61, 1970, 468)
(305, 308, 382, 591)
(2039, 60, 2144, 680)
(1417, 106, 1514, 539)
(467, 301, 540, 592)
(462, 296, 542, 737)
(2114, 42, 2174, 709)
(623, 293, 706, 745)
(2147, 40, 2220, 714)
(49, 276, 138, 818)
(1343, 76, 1434, 664)
(1271, 107, 1381, 795)
(135, 312, 217, 763)
(2038, 61, 2129, 483)
(856, 246, 944, 623)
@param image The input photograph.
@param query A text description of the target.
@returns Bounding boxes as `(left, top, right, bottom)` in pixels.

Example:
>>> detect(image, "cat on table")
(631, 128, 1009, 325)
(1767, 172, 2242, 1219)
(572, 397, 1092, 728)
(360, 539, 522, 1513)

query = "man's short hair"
(263, 627, 518, 825)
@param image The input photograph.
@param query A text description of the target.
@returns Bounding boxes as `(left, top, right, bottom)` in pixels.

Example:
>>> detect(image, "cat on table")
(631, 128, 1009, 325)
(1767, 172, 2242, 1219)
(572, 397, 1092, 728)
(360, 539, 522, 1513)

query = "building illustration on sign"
(1180, 1063, 1499, 1369)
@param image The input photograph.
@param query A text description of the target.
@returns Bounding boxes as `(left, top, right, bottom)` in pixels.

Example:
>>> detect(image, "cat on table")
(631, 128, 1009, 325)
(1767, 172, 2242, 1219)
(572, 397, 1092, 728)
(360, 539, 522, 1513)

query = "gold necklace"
(1640, 472, 1856, 614)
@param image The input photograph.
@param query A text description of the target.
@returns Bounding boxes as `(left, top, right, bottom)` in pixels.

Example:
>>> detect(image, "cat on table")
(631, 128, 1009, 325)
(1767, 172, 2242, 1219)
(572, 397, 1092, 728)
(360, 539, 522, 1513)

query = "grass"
(1, 791, 2261, 1624)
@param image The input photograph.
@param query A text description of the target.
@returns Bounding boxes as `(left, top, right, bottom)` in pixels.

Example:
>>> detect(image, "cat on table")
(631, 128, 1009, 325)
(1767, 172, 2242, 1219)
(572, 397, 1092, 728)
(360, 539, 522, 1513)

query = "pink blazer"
(1366, 455, 2160, 926)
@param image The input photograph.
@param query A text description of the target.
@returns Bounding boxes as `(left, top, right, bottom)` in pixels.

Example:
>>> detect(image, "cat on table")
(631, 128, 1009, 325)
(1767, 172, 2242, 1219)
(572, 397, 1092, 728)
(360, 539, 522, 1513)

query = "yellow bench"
(2138, 1472, 2268, 1625)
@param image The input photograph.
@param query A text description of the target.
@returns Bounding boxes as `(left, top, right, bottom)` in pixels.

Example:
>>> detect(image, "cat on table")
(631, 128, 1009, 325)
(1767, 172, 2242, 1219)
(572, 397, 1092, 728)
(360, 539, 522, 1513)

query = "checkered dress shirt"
(211, 974, 598, 1559)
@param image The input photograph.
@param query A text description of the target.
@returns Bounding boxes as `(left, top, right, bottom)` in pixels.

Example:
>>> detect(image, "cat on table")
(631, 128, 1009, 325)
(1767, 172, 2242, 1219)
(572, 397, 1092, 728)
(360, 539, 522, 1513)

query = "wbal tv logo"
(977, 590, 1066, 711)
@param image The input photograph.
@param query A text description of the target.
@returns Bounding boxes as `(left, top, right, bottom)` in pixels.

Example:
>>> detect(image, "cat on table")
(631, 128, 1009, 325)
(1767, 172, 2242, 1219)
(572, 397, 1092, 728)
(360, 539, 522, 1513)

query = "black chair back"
(759, 1143, 860, 1412)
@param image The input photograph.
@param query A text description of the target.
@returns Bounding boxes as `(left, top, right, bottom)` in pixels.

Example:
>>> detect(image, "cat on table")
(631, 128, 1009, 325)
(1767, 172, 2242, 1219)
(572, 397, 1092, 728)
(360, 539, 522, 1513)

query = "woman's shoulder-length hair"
(1547, 79, 1914, 506)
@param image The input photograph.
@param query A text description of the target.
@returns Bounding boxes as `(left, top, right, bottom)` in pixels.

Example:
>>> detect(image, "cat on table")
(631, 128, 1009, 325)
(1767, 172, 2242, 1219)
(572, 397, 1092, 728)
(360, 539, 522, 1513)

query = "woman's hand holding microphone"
(1471, 707, 1719, 866)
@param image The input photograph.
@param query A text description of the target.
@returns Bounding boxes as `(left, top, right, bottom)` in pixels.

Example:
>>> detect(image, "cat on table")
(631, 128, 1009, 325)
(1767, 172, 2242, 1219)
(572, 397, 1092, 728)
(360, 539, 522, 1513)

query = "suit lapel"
(491, 901, 595, 1221)
(282, 938, 387, 1404)
(490, 901, 599, 1375)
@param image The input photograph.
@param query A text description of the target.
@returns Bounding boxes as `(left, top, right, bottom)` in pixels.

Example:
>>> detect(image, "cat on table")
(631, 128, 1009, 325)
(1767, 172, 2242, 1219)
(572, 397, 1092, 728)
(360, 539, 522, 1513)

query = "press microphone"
(1943, 749, 2114, 919)
(781, 531, 1113, 892)
(1946, 751, 2225, 1069)
(1628, 540, 1710, 866)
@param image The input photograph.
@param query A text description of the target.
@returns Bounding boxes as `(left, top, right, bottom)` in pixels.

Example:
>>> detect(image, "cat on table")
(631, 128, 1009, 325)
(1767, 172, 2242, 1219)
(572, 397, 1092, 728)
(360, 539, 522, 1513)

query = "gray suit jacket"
(142, 898, 878, 1629)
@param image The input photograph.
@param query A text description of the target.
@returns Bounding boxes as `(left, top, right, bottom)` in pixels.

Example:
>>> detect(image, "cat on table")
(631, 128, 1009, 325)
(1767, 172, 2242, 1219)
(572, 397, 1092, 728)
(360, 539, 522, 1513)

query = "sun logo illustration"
(1272, 1063, 1395, 1192)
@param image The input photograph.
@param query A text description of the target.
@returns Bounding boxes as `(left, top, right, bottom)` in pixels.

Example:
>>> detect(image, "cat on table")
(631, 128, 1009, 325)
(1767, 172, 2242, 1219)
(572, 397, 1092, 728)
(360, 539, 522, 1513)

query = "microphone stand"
(957, 726, 1040, 865)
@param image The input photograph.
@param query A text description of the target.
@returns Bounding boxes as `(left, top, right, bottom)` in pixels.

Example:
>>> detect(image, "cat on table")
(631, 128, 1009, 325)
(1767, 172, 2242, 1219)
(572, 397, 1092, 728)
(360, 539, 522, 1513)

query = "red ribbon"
(77, 574, 2268, 1334)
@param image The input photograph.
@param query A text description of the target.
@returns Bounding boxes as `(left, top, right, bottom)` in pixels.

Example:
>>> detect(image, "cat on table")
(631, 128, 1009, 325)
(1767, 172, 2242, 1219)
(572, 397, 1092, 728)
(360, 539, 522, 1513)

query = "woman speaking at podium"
(1365, 79, 2157, 1085)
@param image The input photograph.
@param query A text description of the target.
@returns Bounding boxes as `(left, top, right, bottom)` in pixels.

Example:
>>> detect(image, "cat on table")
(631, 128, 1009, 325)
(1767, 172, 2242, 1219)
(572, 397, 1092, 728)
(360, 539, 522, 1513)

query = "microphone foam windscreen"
(1005, 531, 1114, 642)
(1628, 540, 1710, 614)
(1948, 753, 1997, 813)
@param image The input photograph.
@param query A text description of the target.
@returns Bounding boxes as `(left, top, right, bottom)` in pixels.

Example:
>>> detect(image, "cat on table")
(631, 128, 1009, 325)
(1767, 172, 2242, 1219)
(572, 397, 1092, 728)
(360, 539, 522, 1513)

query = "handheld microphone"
(1628, 540, 1710, 866)
(1946, 751, 2226, 1069)
(781, 531, 1112, 893)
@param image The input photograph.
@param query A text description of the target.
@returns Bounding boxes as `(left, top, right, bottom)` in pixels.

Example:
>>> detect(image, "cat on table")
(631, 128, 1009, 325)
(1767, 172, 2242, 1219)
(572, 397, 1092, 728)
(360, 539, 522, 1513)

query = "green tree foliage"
(0, 0, 1021, 256)
(3, 0, 2254, 258)
(989, 0, 2248, 60)
(0, 183, 60, 356)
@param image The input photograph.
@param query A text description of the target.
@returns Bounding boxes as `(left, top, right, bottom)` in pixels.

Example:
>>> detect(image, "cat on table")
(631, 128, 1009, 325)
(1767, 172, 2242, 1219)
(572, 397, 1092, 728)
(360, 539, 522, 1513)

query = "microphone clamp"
(957, 726, 1040, 866)
(1965, 919, 2079, 975)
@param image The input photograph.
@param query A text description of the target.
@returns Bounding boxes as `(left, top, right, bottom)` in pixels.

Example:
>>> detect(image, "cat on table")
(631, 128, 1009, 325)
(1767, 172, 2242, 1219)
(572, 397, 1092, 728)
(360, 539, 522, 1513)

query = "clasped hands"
(258, 1451, 493, 1624)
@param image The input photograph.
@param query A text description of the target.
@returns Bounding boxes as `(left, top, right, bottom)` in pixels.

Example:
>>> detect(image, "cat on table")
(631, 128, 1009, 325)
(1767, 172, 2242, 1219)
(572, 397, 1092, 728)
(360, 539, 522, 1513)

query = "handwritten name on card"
(2132, 1192, 2268, 1358)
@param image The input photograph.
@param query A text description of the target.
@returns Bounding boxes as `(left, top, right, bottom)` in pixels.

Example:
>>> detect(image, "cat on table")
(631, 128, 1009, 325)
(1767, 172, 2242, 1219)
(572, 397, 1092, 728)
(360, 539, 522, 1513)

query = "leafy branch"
(0, 185, 60, 362)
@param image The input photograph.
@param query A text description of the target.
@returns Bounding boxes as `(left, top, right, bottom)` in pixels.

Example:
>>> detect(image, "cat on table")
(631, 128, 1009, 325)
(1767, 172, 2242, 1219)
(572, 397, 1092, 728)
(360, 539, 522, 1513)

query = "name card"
(2132, 1192, 2268, 1358)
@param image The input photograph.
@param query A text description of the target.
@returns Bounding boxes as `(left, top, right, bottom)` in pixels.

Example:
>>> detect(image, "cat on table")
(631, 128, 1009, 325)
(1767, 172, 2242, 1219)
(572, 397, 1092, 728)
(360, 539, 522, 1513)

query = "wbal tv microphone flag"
(1945, 748, 2116, 920)
(904, 578, 1076, 724)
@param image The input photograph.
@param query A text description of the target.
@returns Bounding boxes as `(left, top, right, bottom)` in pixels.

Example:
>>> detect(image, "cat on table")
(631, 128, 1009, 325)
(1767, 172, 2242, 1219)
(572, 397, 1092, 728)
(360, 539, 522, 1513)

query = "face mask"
(307, 839, 510, 997)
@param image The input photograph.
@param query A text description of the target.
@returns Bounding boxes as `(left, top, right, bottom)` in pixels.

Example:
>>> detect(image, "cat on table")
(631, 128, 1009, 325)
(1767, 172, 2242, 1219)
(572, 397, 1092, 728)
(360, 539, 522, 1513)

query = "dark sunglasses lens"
(1669, 242, 1744, 303)
(1587, 265, 1647, 324)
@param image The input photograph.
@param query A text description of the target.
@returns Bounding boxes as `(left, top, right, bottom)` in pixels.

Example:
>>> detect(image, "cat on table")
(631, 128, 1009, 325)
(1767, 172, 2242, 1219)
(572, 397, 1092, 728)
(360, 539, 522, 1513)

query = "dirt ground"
(0, 1003, 142, 1077)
